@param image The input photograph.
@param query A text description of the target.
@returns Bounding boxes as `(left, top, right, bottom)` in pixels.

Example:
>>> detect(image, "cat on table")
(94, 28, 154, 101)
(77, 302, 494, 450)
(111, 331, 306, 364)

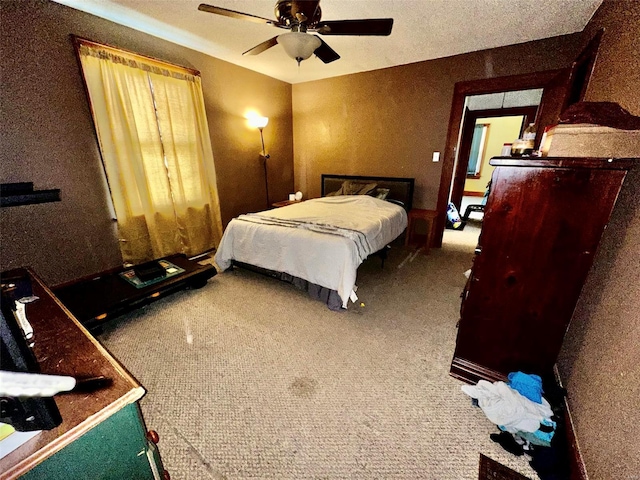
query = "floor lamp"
(251, 116, 270, 208)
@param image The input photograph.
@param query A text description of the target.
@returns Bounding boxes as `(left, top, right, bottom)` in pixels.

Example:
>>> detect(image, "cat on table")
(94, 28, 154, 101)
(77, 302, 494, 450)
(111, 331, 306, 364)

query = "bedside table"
(405, 209, 438, 253)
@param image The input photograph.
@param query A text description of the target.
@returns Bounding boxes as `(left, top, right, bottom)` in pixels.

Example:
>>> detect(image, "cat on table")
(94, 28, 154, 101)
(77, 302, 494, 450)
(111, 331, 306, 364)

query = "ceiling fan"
(198, 0, 394, 65)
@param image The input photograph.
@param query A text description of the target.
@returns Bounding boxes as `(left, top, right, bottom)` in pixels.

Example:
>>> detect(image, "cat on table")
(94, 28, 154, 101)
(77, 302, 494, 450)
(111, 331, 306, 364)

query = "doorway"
(446, 106, 538, 250)
(435, 31, 603, 248)
(458, 113, 527, 231)
(433, 68, 568, 248)
(451, 105, 539, 216)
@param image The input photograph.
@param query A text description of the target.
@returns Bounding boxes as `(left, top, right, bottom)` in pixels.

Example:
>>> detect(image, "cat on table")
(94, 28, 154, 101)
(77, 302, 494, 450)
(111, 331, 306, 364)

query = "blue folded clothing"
(507, 371, 543, 404)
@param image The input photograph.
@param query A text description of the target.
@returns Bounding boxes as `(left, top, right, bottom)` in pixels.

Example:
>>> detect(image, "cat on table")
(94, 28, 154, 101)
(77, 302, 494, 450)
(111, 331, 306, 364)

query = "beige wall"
(556, 1, 640, 479)
(0, 0, 293, 286)
(291, 34, 583, 207)
(464, 115, 523, 194)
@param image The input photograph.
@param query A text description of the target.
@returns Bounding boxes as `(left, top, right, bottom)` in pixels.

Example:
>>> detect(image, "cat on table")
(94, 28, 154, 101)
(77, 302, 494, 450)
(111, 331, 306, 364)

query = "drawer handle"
(147, 430, 160, 444)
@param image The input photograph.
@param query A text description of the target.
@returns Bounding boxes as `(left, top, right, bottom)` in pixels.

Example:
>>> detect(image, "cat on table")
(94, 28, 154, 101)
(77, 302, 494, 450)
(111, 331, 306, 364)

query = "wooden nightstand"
(405, 208, 438, 253)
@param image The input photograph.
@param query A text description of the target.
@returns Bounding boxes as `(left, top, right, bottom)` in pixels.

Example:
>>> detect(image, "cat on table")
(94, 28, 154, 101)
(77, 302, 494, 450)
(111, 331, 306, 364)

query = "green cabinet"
(22, 404, 163, 480)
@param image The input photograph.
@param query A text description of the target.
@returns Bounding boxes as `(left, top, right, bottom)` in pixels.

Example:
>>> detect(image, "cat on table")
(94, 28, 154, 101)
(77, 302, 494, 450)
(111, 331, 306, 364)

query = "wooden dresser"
(0, 268, 167, 479)
(450, 156, 635, 384)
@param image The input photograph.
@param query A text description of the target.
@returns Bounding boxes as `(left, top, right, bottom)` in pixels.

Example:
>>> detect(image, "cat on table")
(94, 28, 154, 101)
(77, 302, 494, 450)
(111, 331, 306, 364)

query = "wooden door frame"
(450, 105, 539, 212)
(433, 69, 566, 248)
(434, 30, 604, 248)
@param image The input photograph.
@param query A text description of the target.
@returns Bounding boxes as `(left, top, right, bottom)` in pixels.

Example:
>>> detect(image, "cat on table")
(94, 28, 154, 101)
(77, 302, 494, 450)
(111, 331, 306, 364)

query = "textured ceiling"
(53, 0, 602, 84)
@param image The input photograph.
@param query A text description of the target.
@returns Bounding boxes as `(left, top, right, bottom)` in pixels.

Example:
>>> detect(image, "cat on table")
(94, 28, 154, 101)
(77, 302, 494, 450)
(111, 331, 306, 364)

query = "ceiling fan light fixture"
(277, 32, 321, 65)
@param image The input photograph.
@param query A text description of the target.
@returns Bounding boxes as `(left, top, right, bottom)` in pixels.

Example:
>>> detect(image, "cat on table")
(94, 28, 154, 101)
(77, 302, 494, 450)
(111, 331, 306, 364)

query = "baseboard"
(554, 366, 589, 480)
(463, 190, 485, 197)
(449, 357, 507, 384)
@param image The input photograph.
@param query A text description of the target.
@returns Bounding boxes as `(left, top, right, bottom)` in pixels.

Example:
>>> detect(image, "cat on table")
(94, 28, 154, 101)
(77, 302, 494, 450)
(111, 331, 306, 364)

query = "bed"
(214, 175, 415, 309)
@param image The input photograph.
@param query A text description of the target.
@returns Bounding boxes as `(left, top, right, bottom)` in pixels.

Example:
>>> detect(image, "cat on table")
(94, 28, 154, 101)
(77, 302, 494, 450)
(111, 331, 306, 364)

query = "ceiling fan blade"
(314, 38, 340, 64)
(242, 36, 280, 56)
(315, 19, 394, 36)
(198, 4, 283, 27)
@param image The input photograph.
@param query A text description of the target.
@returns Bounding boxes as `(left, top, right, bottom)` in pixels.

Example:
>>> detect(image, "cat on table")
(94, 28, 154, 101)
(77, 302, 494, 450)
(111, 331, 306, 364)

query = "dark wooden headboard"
(321, 174, 415, 211)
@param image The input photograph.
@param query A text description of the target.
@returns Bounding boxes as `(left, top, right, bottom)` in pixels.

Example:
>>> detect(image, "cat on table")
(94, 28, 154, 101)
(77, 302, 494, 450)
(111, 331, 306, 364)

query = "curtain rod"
(71, 35, 201, 77)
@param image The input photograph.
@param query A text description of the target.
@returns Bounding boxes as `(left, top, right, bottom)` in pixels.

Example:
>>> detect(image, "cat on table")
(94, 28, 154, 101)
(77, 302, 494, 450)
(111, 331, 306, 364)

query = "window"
(467, 123, 489, 177)
(75, 38, 222, 264)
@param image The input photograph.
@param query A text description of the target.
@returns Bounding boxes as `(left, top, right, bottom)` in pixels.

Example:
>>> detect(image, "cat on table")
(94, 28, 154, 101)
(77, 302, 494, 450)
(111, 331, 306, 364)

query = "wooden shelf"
(1, 183, 61, 208)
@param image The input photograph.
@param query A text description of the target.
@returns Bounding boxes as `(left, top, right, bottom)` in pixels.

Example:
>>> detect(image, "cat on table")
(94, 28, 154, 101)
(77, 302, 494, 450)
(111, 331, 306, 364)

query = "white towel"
(461, 380, 553, 433)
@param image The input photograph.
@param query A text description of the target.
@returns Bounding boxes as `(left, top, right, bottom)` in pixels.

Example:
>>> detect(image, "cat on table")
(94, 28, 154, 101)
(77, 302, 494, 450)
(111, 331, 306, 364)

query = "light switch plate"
(432, 151, 440, 162)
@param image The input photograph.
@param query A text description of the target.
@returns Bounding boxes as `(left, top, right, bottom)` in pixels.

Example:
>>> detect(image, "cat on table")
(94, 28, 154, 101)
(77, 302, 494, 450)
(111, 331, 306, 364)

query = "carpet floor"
(98, 222, 539, 479)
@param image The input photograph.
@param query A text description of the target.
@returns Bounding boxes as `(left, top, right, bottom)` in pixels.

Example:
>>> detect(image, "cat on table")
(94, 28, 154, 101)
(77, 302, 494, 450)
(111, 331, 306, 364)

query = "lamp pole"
(259, 126, 270, 208)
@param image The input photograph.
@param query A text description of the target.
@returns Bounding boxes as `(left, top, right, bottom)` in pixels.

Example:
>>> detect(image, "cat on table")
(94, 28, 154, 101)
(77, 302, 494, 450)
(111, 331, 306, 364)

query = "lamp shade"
(248, 116, 268, 129)
(277, 32, 321, 64)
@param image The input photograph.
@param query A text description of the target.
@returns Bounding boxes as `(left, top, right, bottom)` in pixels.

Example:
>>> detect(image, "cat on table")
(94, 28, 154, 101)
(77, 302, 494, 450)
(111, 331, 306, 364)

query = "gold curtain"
(77, 40, 222, 264)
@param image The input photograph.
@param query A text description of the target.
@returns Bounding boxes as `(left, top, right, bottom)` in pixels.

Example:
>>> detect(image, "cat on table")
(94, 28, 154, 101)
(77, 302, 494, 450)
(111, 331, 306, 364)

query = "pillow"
(326, 180, 377, 196)
(355, 182, 378, 195)
(372, 188, 390, 200)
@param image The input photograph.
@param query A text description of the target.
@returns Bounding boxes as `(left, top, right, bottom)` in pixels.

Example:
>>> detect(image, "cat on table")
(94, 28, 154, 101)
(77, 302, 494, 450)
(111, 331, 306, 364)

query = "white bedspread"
(214, 195, 408, 307)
